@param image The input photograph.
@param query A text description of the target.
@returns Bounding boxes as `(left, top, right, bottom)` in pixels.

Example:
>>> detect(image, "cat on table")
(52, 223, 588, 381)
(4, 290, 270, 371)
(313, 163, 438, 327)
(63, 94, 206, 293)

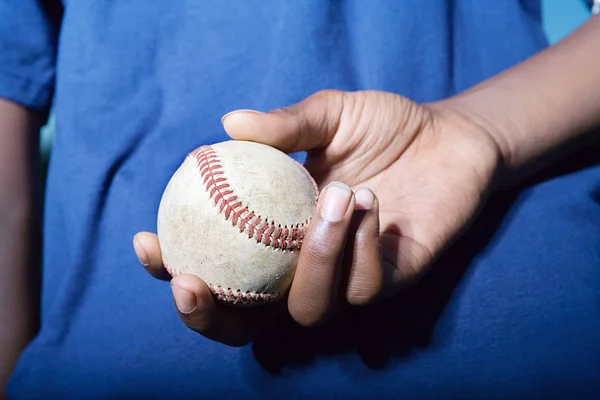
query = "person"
(1, 1, 599, 398)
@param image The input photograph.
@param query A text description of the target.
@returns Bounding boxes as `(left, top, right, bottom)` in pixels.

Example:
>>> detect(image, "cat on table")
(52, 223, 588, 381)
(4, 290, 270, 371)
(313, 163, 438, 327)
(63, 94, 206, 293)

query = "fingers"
(169, 274, 283, 347)
(134, 232, 282, 346)
(287, 182, 356, 326)
(133, 232, 171, 281)
(134, 185, 385, 343)
(345, 187, 384, 306)
(221, 90, 345, 154)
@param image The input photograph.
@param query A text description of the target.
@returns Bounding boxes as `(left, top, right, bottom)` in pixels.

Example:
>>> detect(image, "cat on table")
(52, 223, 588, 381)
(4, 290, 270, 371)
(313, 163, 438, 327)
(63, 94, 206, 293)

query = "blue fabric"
(2, 1, 599, 398)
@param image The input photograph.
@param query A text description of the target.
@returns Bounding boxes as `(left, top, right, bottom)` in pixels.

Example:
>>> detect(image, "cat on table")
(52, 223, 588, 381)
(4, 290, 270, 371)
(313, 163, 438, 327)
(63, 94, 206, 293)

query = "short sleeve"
(0, 0, 62, 110)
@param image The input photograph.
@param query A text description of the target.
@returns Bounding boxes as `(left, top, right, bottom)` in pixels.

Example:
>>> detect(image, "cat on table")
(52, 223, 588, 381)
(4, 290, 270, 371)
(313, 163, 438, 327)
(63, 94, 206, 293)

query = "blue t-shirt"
(2, 1, 600, 399)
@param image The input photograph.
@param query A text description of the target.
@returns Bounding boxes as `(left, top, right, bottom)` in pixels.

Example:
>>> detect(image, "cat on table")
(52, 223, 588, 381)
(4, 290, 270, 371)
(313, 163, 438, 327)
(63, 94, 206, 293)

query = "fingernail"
(320, 182, 352, 222)
(221, 109, 263, 124)
(133, 238, 149, 266)
(171, 283, 198, 314)
(355, 187, 375, 211)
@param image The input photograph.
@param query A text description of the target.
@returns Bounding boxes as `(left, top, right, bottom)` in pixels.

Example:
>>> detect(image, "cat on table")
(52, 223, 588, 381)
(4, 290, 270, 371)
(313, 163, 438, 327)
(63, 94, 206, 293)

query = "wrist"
(434, 16, 600, 191)
(424, 96, 512, 193)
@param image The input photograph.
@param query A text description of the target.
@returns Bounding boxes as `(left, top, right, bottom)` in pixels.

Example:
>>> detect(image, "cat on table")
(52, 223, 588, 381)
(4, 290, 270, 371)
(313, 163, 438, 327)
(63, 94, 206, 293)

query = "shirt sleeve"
(0, 0, 62, 110)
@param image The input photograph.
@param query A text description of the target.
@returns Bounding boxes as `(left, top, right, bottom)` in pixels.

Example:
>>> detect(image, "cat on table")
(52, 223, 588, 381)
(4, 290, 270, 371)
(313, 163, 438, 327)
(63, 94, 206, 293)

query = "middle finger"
(288, 181, 355, 326)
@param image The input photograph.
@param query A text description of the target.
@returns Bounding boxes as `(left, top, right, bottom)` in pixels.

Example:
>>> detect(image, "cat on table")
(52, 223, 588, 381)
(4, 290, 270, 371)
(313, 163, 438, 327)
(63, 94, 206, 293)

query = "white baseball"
(157, 140, 319, 306)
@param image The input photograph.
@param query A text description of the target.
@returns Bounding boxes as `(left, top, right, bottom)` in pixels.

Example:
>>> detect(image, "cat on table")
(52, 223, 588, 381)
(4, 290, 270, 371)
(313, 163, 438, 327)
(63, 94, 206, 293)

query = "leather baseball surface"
(157, 140, 319, 306)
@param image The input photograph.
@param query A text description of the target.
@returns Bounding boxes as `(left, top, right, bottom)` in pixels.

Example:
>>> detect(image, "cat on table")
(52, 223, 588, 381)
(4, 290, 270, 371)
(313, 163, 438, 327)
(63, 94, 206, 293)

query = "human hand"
(133, 89, 503, 346)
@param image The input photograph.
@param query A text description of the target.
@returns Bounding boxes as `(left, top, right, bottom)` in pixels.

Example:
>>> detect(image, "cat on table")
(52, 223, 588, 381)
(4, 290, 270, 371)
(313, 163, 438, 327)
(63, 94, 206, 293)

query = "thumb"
(221, 90, 345, 154)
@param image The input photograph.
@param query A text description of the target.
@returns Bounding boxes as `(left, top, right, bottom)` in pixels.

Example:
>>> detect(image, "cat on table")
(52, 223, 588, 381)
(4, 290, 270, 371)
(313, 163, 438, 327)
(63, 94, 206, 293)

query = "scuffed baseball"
(157, 140, 319, 307)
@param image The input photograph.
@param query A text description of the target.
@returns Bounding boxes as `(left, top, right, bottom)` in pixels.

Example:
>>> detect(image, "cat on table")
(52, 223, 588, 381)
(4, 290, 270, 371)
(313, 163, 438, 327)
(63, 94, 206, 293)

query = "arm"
(0, 1, 61, 392)
(442, 14, 600, 188)
(0, 99, 43, 394)
(135, 12, 600, 346)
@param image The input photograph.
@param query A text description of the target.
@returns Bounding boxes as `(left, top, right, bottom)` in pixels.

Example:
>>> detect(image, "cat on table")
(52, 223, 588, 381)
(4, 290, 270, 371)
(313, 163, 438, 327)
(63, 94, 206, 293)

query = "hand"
(133, 90, 503, 346)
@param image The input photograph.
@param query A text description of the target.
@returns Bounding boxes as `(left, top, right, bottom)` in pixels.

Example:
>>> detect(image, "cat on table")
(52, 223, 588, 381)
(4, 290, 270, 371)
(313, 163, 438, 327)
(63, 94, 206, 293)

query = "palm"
(304, 92, 500, 292)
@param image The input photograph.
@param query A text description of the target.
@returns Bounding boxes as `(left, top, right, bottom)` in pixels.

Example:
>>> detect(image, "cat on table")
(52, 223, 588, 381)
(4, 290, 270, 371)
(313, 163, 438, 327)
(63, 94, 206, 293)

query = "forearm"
(0, 99, 42, 393)
(443, 14, 600, 186)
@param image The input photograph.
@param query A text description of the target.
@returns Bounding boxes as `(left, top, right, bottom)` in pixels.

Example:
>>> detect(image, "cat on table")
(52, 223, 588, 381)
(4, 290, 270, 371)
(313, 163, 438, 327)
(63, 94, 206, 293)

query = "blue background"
(38, 0, 593, 157)
(10, 2, 597, 398)
(542, 0, 591, 42)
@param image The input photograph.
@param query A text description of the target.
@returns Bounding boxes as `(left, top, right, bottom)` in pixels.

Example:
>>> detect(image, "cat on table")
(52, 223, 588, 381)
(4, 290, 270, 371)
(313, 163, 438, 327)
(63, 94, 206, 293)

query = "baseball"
(157, 140, 319, 307)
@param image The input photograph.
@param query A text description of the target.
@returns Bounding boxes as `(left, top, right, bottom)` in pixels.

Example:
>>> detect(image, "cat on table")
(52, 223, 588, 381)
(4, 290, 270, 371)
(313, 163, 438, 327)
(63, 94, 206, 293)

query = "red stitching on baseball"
(192, 145, 317, 251)
(207, 284, 278, 305)
(163, 260, 280, 305)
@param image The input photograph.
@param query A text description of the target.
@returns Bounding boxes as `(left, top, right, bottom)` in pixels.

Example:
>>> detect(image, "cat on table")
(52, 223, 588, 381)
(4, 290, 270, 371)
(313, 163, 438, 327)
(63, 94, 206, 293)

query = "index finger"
(134, 232, 171, 281)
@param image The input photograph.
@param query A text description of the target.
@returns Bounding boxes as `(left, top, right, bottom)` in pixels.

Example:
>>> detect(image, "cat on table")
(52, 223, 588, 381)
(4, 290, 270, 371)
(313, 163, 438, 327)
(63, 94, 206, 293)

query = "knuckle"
(347, 292, 376, 306)
(347, 274, 384, 306)
(353, 230, 377, 250)
(311, 89, 343, 101)
(308, 90, 346, 134)
(356, 216, 380, 237)
(302, 235, 340, 267)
